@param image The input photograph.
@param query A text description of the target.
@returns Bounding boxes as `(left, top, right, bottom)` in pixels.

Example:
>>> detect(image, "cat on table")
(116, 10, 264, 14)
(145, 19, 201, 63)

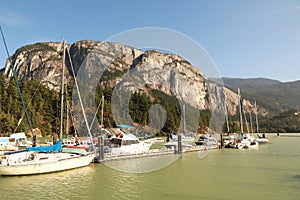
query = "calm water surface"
(1, 134, 300, 200)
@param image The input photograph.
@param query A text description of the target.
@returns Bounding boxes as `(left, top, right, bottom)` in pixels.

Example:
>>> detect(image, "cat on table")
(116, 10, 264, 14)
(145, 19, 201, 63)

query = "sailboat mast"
(0, 26, 36, 146)
(67, 47, 95, 151)
(66, 73, 69, 135)
(249, 112, 253, 133)
(100, 95, 104, 129)
(183, 104, 186, 133)
(238, 88, 244, 134)
(255, 101, 259, 133)
(243, 108, 250, 133)
(225, 104, 230, 133)
(59, 40, 66, 139)
(66, 101, 69, 135)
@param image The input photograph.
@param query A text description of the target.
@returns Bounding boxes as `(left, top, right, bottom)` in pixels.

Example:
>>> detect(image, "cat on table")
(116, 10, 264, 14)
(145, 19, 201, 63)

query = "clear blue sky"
(0, 0, 299, 82)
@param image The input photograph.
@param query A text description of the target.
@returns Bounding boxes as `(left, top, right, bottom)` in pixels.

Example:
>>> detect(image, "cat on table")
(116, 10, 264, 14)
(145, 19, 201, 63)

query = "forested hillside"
(1, 74, 300, 136)
(1, 40, 300, 136)
(0, 75, 59, 136)
(222, 78, 300, 115)
(0, 74, 213, 137)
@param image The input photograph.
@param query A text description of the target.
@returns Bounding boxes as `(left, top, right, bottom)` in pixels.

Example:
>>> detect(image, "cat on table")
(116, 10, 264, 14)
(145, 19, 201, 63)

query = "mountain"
(221, 77, 281, 88)
(0, 40, 267, 133)
(1, 41, 299, 133)
(2, 40, 257, 116)
(220, 78, 300, 115)
(2, 42, 65, 89)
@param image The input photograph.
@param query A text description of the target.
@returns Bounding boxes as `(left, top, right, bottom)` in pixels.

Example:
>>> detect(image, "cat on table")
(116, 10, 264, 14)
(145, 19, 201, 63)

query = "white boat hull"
(0, 152, 95, 176)
(110, 142, 152, 155)
(256, 138, 269, 144)
(246, 141, 259, 149)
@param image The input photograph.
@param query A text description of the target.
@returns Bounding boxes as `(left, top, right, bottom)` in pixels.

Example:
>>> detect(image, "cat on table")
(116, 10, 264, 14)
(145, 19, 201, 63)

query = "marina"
(0, 2, 299, 199)
(1, 134, 300, 200)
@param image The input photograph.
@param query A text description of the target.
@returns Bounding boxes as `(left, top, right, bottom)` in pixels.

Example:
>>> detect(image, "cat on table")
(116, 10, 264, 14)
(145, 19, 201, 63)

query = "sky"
(0, 0, 299, 82)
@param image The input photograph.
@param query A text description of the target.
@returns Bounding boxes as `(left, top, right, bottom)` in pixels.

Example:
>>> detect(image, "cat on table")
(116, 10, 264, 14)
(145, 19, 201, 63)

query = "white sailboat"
(254, 101, 269, 144)
(236, 88, 259, 149)
(165, 104, 196, 150)
(0, 36, 94, 176)
(0, 141, 94, 175)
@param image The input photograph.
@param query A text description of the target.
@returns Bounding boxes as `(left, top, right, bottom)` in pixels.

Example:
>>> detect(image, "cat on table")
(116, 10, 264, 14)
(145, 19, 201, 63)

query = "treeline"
(93, 84, 212, 136)
(222, 110, 300, 133)
(2, 73, 299, 138)
(222, 78, 300, 116)
(259, 109, 300, 133)
(0, 75, 59, 136)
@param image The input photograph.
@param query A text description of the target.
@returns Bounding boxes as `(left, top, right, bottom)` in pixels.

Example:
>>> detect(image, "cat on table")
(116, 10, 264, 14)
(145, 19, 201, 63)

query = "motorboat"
(0, 132, 32, 151)
(195, 135, 218, 148)
(104, 129, 152, 155)
(62, 137, 91, 150)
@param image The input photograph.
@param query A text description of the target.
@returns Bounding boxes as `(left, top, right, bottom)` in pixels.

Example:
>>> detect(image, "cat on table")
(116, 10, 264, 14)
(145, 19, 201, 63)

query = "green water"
(1, 135, 300, 200)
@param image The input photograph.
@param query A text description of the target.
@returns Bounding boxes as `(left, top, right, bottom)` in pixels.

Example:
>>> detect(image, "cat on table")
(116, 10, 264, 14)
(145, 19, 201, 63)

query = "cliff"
(3, 40, 262, 116)
(4, 42, 67, 89)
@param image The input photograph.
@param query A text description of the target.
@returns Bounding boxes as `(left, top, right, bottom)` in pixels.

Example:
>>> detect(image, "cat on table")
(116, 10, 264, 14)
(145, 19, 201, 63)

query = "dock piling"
(96, 135, 104, 162)
(178, 134, 182, 154)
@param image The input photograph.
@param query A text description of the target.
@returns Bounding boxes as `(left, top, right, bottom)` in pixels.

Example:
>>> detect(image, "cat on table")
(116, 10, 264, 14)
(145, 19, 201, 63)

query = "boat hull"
(246, 141, 259, 149)
(0, 153, 95, 176)
(110, 143, 152, 155)
(256, 138, 269, 144)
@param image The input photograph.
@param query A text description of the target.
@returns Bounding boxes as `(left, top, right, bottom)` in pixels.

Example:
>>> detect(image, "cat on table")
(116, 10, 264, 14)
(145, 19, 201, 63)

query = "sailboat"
(165, 104, 196, 150)
(0, 34, 95, 175)
(236, 88, 259, 149)
(253, 101, 269, 144)
(222, 103, 239, 149)
(0, 142, 94, 175)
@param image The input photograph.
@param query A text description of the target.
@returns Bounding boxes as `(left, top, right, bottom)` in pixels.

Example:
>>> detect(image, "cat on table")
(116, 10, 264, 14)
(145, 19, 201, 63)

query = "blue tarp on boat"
(27, 141, 62, 152)
(116, 124, 134, 129)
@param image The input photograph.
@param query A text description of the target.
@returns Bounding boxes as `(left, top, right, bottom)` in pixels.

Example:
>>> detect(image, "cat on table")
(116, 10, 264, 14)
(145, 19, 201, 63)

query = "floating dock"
(94, 145, 215, 163)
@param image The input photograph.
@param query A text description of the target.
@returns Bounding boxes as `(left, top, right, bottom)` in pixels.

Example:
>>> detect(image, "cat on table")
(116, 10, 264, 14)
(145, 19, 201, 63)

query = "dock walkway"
(94, 145, 216, 163)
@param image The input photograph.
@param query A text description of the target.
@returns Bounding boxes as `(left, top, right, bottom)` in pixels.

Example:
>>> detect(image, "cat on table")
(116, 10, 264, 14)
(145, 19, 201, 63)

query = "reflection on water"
(0, 166, 96, 200)
(104, 154, 180, 173)
(293, 175, 300, 179)
(198, 148, 213, 159)
(1, 134, 300, 200)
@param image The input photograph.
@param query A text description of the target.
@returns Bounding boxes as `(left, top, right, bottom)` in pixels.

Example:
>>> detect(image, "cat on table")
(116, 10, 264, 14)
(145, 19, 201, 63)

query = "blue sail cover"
(27, 141, 62, 152)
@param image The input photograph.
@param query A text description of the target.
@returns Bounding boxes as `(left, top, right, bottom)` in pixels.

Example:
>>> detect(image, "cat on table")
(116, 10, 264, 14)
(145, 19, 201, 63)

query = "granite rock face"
(3, 40, 263, 115)
(4, 42, 67, 89)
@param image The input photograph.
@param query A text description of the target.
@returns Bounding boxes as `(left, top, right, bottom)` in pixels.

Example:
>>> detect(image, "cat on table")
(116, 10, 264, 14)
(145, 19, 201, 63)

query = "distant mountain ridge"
(222, 77, 281, 88)
(221, 77, 300, 115)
